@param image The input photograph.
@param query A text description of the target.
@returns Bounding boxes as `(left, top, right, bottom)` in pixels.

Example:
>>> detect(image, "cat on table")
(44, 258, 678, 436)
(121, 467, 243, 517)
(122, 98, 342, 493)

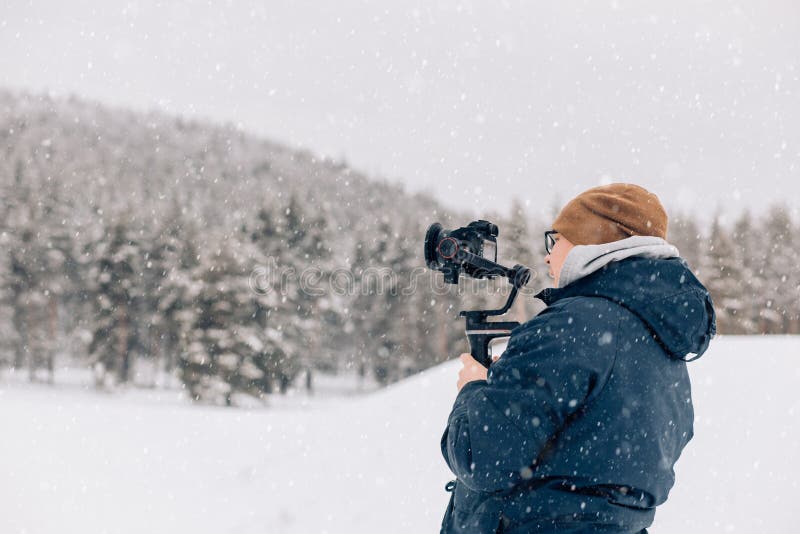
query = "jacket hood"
(536, 256, 716, 361)
(557, 236, 679, 288)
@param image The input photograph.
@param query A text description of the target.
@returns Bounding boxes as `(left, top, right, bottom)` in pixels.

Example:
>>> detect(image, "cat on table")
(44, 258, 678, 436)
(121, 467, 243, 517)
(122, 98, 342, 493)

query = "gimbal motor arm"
(459, 263, 531, 368)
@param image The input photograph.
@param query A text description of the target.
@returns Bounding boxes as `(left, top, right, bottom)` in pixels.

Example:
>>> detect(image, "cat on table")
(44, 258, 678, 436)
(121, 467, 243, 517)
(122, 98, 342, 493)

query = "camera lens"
(438, 237, 458, 259)
(424, 223, 444, 267)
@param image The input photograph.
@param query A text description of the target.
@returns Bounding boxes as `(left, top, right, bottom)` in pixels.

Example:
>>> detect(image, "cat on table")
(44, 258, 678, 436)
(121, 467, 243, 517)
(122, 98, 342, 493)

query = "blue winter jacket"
(440, 257, 716, 533)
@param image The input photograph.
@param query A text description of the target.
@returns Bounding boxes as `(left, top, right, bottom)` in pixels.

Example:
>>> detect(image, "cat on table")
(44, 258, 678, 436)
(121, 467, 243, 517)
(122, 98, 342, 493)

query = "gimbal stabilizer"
(424, 221, 532, 368)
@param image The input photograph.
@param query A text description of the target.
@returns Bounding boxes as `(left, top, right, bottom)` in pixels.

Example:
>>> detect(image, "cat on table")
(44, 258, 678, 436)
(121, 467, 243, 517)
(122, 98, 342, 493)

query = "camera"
(424, 220, 499, 284)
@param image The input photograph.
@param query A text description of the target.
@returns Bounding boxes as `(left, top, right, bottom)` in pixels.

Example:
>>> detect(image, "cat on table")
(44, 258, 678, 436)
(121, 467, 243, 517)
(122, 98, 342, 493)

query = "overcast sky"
(1, 0, 798, 223)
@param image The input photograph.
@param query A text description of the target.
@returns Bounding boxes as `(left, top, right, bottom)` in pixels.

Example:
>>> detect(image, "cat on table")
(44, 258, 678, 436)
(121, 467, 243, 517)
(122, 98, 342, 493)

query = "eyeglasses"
(544, 230, 558, 255)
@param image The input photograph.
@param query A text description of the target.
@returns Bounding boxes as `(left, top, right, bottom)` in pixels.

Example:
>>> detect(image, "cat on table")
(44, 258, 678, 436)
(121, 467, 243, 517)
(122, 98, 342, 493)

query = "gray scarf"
(558, 236, 680, 288)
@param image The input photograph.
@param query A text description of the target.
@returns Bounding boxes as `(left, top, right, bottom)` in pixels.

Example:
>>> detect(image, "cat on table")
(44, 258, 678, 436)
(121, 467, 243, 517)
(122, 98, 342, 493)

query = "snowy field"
(2, 336, 798, 534)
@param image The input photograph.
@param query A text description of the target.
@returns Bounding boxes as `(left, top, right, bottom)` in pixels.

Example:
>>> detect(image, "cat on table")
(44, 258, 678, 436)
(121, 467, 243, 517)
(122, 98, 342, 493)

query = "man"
(440, 183, 716, 533)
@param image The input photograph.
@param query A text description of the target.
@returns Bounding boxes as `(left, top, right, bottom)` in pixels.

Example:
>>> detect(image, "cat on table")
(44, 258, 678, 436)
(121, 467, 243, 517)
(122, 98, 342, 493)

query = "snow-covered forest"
(1, 90, 798, 405)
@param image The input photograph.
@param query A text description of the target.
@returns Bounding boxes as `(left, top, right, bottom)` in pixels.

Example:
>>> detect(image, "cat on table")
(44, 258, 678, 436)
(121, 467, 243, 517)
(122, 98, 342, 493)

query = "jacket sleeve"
(440, 299, 618, 493)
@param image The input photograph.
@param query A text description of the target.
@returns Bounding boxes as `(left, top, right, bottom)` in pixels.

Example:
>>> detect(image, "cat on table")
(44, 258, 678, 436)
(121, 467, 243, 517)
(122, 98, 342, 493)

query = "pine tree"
(282, 194, 336, 390)
(85, 217, 145, 388)
(7, 228, 56, 381)
(759, 206, 798, 333)
(362, 221, 425, 384)
(351, 221, 406, 384)
(702, 216, 743, 334)
(501, 199, 537, 322)
(177, 242, 275, 406)
(240, 198, 342, 394)
(1, 169, 77, 382)
(668, 213, 703, 275)
(349, 238, 374, 385)
(731, 211, 760, 334)
(145, 206, 201, 385)
(245, 203, 304, 394)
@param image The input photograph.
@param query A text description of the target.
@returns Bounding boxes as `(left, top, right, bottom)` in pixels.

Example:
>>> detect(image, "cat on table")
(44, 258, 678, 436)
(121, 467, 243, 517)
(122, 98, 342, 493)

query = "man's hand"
(456, 353, 491, 391)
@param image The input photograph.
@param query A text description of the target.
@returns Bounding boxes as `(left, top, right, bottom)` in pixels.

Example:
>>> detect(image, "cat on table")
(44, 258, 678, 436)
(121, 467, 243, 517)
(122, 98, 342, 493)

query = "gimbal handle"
(461, 312, 519, 368)
(459, 272, 529, 368)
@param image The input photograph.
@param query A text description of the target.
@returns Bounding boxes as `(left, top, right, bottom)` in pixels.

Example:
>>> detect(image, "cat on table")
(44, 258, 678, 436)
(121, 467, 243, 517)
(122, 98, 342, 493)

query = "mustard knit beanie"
(552, 183, 668, 245)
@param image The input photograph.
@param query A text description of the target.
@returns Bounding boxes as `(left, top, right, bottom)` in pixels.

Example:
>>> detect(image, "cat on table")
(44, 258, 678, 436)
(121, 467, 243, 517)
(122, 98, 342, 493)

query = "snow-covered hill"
(2, 336, 798, 533)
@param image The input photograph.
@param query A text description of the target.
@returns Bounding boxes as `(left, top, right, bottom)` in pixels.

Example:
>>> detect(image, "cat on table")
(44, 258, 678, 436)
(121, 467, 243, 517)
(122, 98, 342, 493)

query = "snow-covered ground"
(2, 336, 798, 533)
